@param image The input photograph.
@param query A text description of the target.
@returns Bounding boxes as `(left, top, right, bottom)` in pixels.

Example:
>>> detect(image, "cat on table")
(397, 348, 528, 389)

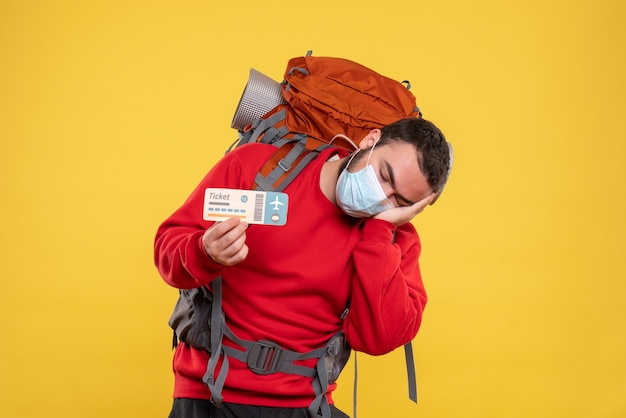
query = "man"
(154, 117, 451, 418)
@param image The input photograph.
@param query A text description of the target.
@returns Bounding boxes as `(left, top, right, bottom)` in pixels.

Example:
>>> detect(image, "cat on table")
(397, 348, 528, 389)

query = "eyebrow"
(383, 160, 415, 206)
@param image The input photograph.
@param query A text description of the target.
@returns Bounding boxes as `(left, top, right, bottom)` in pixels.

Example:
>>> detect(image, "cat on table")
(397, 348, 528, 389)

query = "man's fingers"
(411, 192, 436, 214)
(203, 218, 249, 265)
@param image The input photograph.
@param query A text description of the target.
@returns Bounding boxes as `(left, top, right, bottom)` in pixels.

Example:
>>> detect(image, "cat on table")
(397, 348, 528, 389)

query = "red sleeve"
(153, 144, 274, 289)
(343, 219, 427, 355)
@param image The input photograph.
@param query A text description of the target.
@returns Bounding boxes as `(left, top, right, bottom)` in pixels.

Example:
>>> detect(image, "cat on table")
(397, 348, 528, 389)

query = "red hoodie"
(154, 142, 427, 407)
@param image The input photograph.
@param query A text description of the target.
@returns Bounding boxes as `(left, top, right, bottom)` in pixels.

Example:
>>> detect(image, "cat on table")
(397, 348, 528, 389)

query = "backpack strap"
(273, 144, 330, 192)
(239, 108, 291, 146)
(202, 276, 228, 407)
(345, 345, 417, 418)
(253, 137, 333, 192)
(253, 136, 306, 191)
(404, 342, 418, 403)
(199, 276, 348, 418)
(235, 104, 338, 192)
(221, 327, 326, 377)
(212, 323, 341, 418)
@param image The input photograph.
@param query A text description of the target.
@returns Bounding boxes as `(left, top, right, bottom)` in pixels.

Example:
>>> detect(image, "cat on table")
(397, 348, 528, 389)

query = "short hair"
(378, 117, 450, 193)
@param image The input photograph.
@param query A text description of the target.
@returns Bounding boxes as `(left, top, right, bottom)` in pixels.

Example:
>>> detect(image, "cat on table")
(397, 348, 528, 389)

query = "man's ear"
(358, 129, 382, 149)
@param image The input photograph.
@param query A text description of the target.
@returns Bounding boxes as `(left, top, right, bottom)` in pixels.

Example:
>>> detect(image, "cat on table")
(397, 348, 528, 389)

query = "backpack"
(169, 51, 422, 418)
(230, 51, 422, 192)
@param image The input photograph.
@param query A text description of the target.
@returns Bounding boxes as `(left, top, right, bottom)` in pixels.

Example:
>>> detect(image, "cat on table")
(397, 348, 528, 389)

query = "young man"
(154, 117, 451, 418)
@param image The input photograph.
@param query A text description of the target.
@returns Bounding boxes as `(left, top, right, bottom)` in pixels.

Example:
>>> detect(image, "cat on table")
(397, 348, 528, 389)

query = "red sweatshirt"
(154, 142, 427, 407)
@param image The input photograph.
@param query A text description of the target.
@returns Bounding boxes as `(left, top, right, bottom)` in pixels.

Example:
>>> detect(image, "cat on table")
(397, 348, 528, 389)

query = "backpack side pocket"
(168, 286, 213, 351)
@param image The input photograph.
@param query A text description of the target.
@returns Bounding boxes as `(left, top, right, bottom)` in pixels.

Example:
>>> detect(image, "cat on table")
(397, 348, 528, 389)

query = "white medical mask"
(335, 144, 395, 218)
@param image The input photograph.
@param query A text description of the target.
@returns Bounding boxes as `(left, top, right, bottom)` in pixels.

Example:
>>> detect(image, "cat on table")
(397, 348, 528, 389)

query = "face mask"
(335, 145, 395, 218)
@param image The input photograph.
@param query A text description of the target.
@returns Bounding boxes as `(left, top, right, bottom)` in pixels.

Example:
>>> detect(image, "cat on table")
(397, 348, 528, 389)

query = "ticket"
(203, 188, 288, 226)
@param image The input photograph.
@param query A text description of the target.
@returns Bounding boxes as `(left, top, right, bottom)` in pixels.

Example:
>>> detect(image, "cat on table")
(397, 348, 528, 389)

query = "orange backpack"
(230, 50, 422, 192)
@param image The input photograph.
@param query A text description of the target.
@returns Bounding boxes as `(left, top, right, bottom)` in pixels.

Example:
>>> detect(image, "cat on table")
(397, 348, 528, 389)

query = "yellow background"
(1, 0, 625, 417)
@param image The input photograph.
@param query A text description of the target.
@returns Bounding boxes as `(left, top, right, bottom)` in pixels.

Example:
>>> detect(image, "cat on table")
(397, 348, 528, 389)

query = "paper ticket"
(203, 188, 288, 226)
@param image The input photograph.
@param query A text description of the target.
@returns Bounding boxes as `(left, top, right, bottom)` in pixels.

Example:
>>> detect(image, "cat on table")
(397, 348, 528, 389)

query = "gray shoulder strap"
(239, 109, 288, 146)
(202, 277, 228, 407)
(349, 343, 417, 418)
(404, 342, 418, 403)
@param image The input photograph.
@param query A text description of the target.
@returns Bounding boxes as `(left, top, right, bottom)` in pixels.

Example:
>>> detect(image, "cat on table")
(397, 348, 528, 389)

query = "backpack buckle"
(247, 340, 284, 375)
(277, 159, 292, 172)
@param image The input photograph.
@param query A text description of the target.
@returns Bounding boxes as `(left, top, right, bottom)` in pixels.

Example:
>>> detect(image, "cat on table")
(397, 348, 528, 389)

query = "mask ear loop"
(365, 139, 378, 166)
(345, 137, 378, 172)
(344, 149, 361, 171)
(330, 134, 359, 151)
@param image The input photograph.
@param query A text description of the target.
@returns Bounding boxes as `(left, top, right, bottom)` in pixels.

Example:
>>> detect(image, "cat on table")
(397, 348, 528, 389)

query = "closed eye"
(382, 161, 414, 206)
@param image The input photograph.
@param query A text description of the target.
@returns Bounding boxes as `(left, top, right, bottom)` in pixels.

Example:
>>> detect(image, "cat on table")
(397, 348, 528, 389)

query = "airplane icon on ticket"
(270, 196, 284, 211)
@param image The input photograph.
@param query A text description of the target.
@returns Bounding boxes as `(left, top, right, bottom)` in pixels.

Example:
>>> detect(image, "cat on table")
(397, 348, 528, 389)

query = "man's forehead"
(375, 141, 418, 164)
(375, 143, 431, 202)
